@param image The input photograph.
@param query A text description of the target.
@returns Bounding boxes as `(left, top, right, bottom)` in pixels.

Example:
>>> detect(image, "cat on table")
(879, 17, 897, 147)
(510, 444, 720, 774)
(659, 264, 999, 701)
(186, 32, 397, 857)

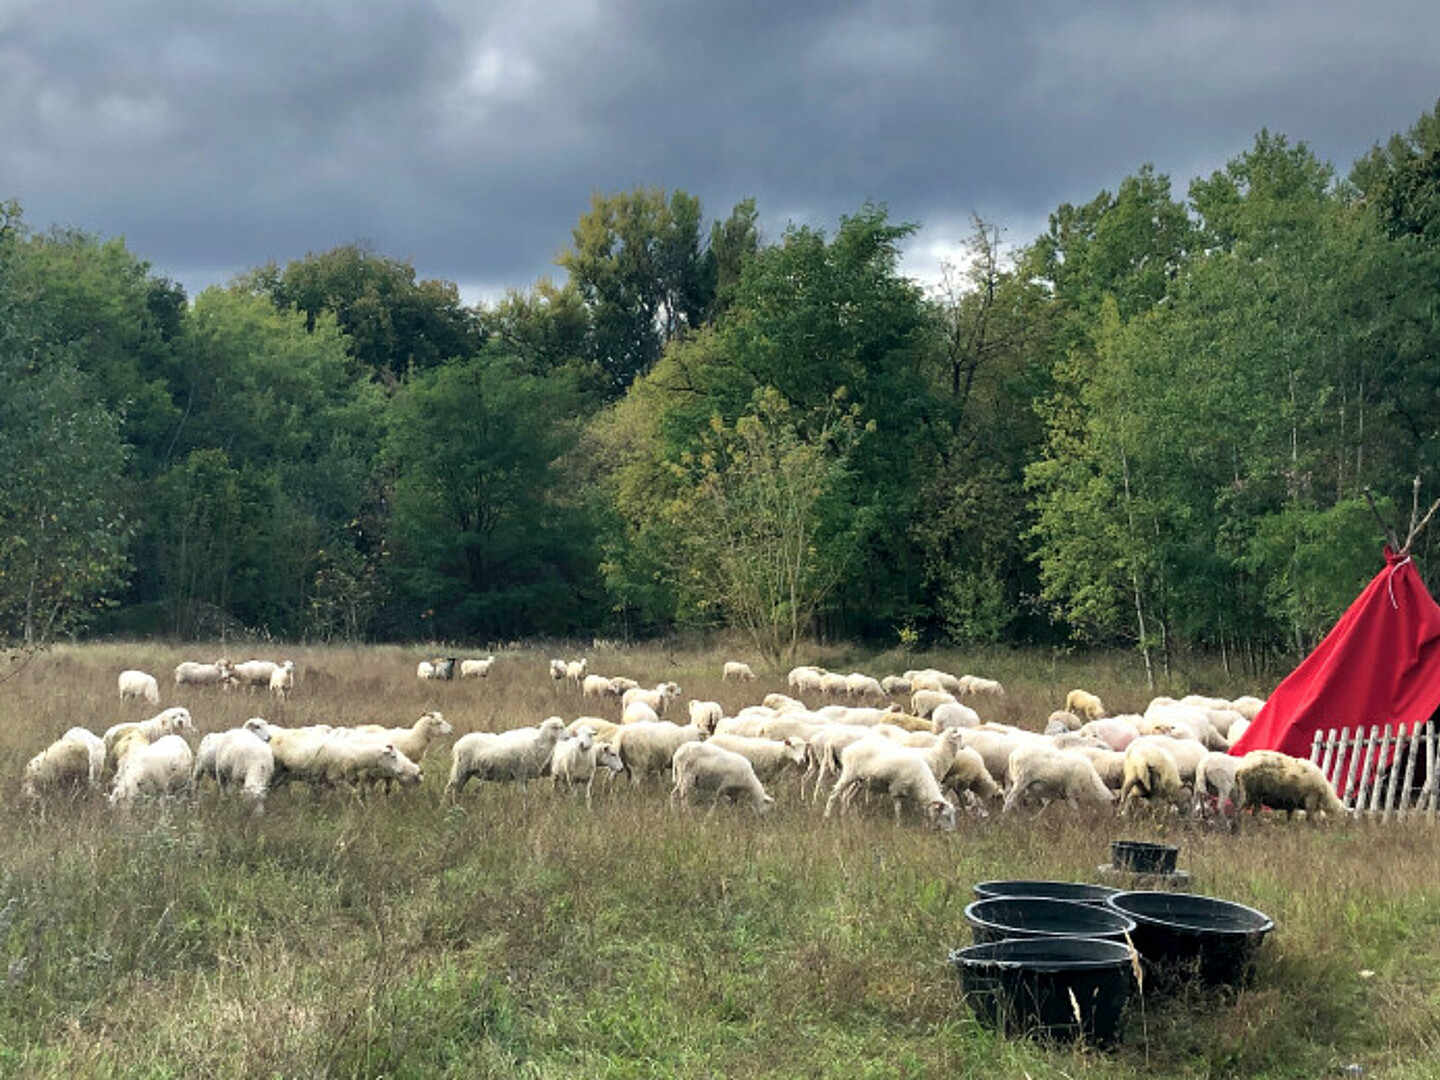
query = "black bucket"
(965, 897, 1138, 945)
(1111, 840, 1178, 874)
(1106, 890, 1274, 987)
(973, 880, 1122, 906)
(950, 936, 1135, 1045)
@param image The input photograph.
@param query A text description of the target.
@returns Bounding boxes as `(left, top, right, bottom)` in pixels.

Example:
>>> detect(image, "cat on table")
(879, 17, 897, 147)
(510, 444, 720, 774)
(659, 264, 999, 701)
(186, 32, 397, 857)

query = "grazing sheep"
(803, 723, 878, 802)
(707, 733, 809, 784)
(621, 700, 661, 726)
(762, 693, 806, 713)
(174, 659, 233, 687)
(23, 738, 96, 799)
(563, 659, 588, 687)
(911, 689, 958, 719)
(1233, 751, 1348, 824)
(722, 661, 757, 682)
(787, 666, 827, 695)
(962, 676, 1005, 697)
(932, 701, 982, 733)
(459, 656, 496, 679)
(687, 699, 724, 735)
(1120, 740, 1186, 814)
(269, 728, 423, 791)
(1126, 734, 1206, 792)
(671, 742, 774, 815)
(231, 659, 283, 690)
(1229, 696, 1266, 722)
(193, 719, 275, 805)
(550, 726, 625, 804)
(1228, 718, 1251, 745)
(1045, 710, 1085, 735)
(880, 675, 912, 696)
(1002, 744, 1116, 813)
(909, 669, 962, 694)
(610, 721, 705, 785)
(110, 734, 195, 803)
(549, 658, 567, 680)
(59, 727, 106, 788)
(446, 717, 569, 796)
(118, 669, 161, 705)
(268, 660, 296, 699)
(823, 738, 958, 830)
(567, 716, 621, 742)
(1076, 715, 1140, 752)
(582, 674, 617, 699)
(844, 673, 887, 701)
(959, 726, 1046, 787)
(1193, 751, 1244, 818)
(1064, 690, 1106, 722)
(943, 745, 1004, 809)
(1073, 745, 1127, 791)
(608, 676, 640, 695)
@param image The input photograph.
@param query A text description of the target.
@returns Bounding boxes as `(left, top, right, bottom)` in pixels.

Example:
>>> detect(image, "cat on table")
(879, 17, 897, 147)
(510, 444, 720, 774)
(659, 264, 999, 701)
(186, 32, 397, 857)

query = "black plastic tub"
(965, 897, 1138, 945)
(950, 936, 1134, 1045)
(973, 880, 1122, 906)
(1106, 891, 1274, 987)
(1111, 840, 1179, 874)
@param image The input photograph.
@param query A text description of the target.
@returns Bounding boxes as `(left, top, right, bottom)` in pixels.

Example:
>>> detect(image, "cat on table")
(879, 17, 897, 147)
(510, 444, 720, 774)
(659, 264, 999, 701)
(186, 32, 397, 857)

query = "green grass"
(0, 642, 1436, 1077)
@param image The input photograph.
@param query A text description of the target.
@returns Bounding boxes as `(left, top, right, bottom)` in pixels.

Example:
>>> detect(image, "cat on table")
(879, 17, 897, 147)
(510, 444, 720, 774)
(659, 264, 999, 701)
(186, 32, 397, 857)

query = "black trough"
(972, 880, 1122, 906)
(1106, 890, 1274, 987)
(965, 897, 1137, 946)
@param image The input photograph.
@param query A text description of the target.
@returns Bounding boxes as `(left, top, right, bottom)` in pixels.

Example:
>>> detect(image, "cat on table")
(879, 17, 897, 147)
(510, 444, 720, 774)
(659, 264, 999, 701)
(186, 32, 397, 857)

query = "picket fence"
(1307, 722, 1439, 818)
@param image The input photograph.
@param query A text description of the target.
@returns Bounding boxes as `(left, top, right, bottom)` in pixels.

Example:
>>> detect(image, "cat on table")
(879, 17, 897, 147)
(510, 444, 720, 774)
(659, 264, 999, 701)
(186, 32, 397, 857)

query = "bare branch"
(1404, 497, 1440, 552)
(1363, 488, 1401, 551)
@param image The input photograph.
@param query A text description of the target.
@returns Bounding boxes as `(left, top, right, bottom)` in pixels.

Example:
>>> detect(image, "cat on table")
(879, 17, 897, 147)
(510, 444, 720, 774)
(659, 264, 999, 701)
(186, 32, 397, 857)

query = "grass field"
(0, 641, 1437, 1079)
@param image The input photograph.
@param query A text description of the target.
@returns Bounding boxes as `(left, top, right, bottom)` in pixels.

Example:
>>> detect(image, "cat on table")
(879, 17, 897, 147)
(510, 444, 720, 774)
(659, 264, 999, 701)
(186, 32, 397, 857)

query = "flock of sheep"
(20, 654, 1347, 828)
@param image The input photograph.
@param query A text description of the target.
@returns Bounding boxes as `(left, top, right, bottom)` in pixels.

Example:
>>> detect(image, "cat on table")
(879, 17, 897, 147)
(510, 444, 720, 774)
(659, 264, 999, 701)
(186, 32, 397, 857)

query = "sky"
(2, 0, 1435, 306)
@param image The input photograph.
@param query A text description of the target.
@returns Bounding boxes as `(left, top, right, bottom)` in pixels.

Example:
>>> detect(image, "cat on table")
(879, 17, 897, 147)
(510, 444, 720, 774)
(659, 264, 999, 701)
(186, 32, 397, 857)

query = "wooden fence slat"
(1402, 722, 1424, 817)
(1354, 728, 1380, 811)
(1320, 727, 1341, 788)
(1342, 726, 1364, 808)
(1369, 724, 1394, 814)
(1425, 727, 1438, 817)
(1384, 724, 1409, 819)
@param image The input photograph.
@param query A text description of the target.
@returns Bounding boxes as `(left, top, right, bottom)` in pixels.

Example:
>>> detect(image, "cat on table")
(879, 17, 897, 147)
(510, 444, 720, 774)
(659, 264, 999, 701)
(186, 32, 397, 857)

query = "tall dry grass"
(0, 642, 1436, 1078)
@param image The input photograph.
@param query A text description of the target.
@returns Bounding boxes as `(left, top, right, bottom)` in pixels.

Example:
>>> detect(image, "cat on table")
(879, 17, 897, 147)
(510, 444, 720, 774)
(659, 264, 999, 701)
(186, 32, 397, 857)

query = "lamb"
(722, 661, 757, 682)
(822, 738, 958, 830)
(1120, 740, 1186, 814)
(459, 656, 496, 679)
(193, 718, 275, 805)
(1233, 750, 1348, 824)
(1002, 743, 1116, 813)
(943, 745, 1004, 809)
(707, 733, 809, 784)
(174, 659, 233, 687)
(268, 660, 296, 699)
(103, 707, 195, 756)
(354, 711, 454, 765)
(110, 734, 195, 803)
(687, 699, 724, 735)
(670, 742, 774, 815)
(1192, 751, 1244, 818)
(118, 669, 161, 705)
(1064, 689, 1106, 722)
(23, 737, 96, 799)
(610, 721, 705, 785)
(446, 717, 569, 795)
(550, 725, 625, 804)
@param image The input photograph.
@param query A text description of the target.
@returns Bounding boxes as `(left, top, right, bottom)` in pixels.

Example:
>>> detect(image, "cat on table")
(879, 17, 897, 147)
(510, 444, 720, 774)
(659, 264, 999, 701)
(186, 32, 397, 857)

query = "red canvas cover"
(1231, 548, 1440, 762)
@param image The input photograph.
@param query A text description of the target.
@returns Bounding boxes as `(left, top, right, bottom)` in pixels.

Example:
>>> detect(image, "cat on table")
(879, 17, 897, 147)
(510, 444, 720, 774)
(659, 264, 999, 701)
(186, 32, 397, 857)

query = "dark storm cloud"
(2, 0, 1435, 300)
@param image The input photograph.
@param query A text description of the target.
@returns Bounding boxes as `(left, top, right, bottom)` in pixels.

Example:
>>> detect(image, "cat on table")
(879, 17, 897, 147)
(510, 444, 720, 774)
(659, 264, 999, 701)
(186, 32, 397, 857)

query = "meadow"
(0, 641, 1437, 1079)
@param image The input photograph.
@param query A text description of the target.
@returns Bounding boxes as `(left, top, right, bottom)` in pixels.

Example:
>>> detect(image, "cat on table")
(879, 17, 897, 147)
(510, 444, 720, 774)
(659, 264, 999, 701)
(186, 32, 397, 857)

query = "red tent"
(1231, 547, 1440, 764)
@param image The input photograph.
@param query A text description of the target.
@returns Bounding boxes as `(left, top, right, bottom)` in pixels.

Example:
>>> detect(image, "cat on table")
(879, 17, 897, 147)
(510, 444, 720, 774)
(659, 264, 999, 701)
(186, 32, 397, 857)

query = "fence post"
(1401, 722, 1424, 817)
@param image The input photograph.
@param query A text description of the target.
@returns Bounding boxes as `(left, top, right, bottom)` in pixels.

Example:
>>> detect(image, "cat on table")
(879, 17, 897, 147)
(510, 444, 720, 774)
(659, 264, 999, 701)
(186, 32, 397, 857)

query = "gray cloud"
(2, 0, 1435, 301)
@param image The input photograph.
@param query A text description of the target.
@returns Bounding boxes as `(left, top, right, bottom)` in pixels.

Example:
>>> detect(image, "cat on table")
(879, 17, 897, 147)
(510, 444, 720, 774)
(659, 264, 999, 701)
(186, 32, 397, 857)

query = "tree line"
(2, 101, 1438, 671)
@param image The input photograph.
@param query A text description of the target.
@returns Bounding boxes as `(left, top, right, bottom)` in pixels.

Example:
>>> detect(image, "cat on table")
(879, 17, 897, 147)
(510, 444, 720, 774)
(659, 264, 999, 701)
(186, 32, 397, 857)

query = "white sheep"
(909, 669, 962, 694)
(1126, 734, 1206, 792)
(962, 676, 1005, 697)
(231, 659, 282, 690)
(787, 666, 827, 695)
(269, 727, 423, 791)
(880, 675, 912, 696)
(802, 723, 877, 802)
(1002, 743, 1116, 813)
(110, 734, 195, 803)
(671, 742, 774, 815)
(1233, 750, 1348, 824)
(447, 717, 569, 795)
(608, 676, 640, 695)
(118, 669, 161, 705)
(960, 726, 1046, 787)
(459, 656, 496, 679)
(844, 673, 887, 701)
(1064, 689, 1106, 722)
(822, 738, 958, 830)
(1045, 710, 1084, 735)
(582, 674, 617, 699)
(565, 659, 588, 686)
(103, 707, 195, 756)
(62, 727, 107, 789)
(910, 689, 958, 719)
(943, 745, 1003, 809)
(354, 711, 454, 765)
(707, 733, 809, 785)
(193, 719, 275, 805)
(1120, 739, 1186, 814)
(611, 720, 705, 785)
(174, 659, 233, 687)
(687, 699, 724, 735)
(23, 737, 96, 799)
(1192, 751, 1244, 818)
(268, 660, 296, 699)
(1229, 696, 1266, 722)
(931, 701, 981, 733)
(621, 700, 661, 726)
(722, 661, 757, 682)
(1073, 745, 1127, 791)
(550, 725, 624, 804)
(623, 682, 681, 716)
(1076, 715, 1140, 752)
(567, 716, 622, 743)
